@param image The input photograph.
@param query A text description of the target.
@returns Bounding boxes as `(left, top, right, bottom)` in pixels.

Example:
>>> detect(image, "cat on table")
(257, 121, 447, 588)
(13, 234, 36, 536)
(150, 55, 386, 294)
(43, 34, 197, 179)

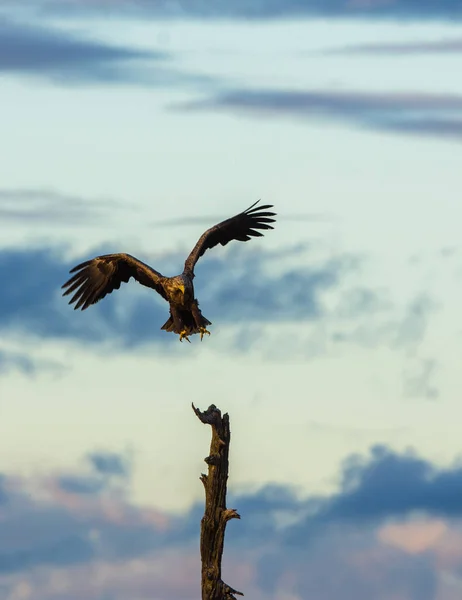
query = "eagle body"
(161, 274, 194, 307)
(159, 274, 211, 340)
(62, 200, 276, 342)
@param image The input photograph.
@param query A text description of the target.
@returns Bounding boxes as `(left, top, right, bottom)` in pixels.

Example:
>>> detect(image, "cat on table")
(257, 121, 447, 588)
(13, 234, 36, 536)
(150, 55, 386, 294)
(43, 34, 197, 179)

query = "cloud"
(0, 242, 440, 380)
(87, 451, 131, 477)
(0, 349, 36, 375)
(57, 451, 131, 495)
(245, 446, 462, 599)
(175, 88, 462, 143)
(1, 445, 462, 598)
(384, 117, 462, 140)
(323, 37, 462, 56)
(23, 0, 462, 22)
(0, 347, 63, 376)
(58, 476, 106, 495)
(0, 188, 126, 227)
(0, 244, 354, 347)
(0, 17, 214, 87)
(0, 536, 94, 575)
(379, 519, 447, 554)
(151, 212, 336, 228)
(283, 445, 462, 544)
(0, 450, 173, 576)
(402, 357, 439, 400)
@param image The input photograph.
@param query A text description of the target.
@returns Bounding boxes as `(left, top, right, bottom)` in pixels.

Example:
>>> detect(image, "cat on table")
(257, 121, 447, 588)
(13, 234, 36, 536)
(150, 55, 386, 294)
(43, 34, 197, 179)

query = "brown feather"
(62, 253, 167, 310)
(183, 200, 276, 274)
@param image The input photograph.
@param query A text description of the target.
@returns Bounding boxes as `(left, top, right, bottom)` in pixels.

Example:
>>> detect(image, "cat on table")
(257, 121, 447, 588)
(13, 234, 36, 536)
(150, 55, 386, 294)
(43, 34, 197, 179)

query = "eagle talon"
(179, 330, 191, 343)
(199, 327, 211, 341)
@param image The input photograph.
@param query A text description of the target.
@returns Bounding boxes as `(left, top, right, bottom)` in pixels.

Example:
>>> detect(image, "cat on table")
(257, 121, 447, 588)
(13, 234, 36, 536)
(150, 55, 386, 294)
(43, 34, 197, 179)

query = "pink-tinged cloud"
(379, 519, 447, 554)
(378, 518, 462, 569)
(3, 444, 462, 598)
(0, 552, 257, 600)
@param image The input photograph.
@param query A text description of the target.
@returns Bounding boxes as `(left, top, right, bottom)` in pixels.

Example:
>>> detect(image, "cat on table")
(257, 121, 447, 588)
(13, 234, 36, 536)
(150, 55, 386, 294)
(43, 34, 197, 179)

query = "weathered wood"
(193, 403, 243, 600)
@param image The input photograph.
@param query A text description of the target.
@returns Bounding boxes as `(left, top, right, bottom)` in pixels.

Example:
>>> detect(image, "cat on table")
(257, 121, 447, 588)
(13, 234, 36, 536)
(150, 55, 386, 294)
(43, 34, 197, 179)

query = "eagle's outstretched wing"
(183, 200, 276, 273)
(62, 253, 167, 311)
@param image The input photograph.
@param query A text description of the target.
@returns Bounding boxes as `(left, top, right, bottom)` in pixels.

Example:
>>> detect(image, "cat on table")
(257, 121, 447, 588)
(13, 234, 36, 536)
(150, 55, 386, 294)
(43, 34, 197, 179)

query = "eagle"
(62, 200, 276, 342)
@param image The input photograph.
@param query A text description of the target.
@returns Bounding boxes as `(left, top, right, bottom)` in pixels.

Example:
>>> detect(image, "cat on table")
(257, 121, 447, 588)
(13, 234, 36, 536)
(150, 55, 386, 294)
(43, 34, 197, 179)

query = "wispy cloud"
(151, 212, 336, 228)
(0, 349, 37, 375)
(0, 347, 63, 376)
(0, 17, 215, 87)
(176, 88, 462, 142)
(403, 357, 439, 400)
(20, 0, 462, 22)
(322, 37, 462, 56)
(0, 188, 126, 227)
(87, 451, 131, 477)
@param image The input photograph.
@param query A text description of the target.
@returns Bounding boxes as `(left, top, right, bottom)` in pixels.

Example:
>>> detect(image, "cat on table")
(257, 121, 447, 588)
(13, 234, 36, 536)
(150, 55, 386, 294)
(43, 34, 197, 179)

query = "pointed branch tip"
(193, 403, 223, 426)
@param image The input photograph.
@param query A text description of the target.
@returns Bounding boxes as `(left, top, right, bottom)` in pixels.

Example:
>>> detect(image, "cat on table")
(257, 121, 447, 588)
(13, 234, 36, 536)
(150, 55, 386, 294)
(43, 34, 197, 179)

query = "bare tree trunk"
(193, 403, 243, 600)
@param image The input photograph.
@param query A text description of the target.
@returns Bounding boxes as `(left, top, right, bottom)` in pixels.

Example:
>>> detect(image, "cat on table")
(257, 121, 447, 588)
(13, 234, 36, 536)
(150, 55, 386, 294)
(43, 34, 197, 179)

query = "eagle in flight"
(62, 200, 276, 342)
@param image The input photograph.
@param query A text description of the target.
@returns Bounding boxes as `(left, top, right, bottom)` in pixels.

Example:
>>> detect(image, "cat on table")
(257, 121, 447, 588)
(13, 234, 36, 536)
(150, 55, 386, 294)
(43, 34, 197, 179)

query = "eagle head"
(168, 275, 191, 304)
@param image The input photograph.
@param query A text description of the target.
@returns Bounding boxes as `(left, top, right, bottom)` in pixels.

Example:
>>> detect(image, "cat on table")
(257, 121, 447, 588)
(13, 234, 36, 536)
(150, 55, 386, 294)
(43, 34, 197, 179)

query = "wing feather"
(62, 253, 167, 311)
(184, 200, 276, 273)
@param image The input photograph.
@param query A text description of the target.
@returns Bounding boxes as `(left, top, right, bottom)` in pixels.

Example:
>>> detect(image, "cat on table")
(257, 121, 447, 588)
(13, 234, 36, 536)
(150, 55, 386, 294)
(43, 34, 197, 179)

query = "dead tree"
(193, 403, 243, 600)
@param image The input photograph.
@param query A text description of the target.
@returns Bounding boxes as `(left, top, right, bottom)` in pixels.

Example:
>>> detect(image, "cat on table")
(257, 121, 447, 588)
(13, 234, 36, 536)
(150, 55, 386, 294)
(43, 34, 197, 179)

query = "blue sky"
(0, 1, 462, 598)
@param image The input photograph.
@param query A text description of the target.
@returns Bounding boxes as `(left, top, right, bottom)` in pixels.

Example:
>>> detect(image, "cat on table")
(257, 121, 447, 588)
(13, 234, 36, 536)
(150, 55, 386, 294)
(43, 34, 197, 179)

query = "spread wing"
(62, 253, 167, 310)
(184, 200, 276, 273)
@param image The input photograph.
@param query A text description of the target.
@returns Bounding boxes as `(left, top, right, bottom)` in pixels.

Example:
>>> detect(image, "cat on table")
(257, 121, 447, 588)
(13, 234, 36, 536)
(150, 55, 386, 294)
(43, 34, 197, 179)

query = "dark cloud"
(175, 88, 462, 143)
(0, 503, 96, 572)
(0, 477, 8, 506)
(87, 451, 131, 477)
(284, 444, 462, 546)
(0, 244, 352, 348)
(54, 452, 131, 495)
(243, 446, 462, 599)
(0, 242, 440, 377)
(58, 476, 106, 495)
(0, 17, 214, 87)
(384, 117, 462, 140)
(0, 536, 94, 574)
(323, 37, 462, 56)
(24, 0, 462, 22)
(191, 445, 462, 551)
(0, 449, 173, 576)
(0, 445, 460, 597)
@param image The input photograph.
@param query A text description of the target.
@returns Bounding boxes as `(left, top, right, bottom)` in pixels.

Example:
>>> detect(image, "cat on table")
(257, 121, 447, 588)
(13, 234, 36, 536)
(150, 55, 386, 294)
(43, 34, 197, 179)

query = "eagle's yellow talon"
(179, 330, 191, 343)
(199, 327, 211, 341)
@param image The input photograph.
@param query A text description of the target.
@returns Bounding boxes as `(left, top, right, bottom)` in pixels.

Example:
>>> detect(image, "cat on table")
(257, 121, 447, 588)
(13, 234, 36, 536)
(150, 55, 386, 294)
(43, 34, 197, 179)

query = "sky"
(0, 0, 461, 598)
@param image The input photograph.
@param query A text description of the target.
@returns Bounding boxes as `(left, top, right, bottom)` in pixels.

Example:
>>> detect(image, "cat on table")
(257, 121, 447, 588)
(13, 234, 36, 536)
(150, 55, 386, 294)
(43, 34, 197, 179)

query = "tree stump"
(193, 403, 243, 600)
